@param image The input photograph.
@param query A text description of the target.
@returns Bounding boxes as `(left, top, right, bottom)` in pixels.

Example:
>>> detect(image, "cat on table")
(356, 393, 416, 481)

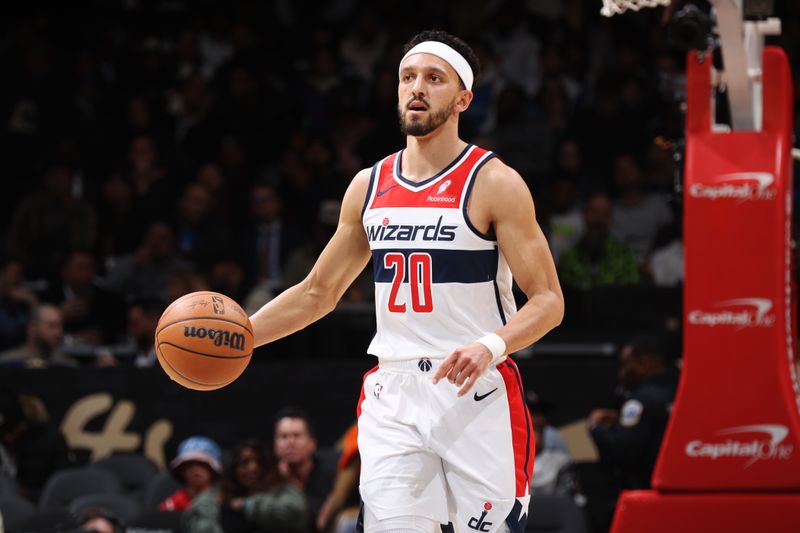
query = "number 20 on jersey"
(383, 252, 433, 313)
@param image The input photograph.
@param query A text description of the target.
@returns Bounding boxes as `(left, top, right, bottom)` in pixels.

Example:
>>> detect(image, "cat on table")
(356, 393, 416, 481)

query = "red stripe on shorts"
(499, 358, 535, 497)
(357, 365, 380, 418)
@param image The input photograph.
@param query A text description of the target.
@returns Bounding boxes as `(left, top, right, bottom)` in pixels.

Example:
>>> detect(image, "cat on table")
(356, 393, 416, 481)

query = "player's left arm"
(433, 160, 564, 395)
(487, 163, 565, 351)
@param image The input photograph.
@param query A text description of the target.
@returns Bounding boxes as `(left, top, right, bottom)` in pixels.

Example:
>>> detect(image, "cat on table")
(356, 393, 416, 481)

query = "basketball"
(154, 291, 254, 391)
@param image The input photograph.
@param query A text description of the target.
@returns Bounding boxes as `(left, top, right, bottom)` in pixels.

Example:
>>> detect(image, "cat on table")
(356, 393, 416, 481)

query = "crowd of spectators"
(0, 398, 338, 532)
(7, 0, 794, 362)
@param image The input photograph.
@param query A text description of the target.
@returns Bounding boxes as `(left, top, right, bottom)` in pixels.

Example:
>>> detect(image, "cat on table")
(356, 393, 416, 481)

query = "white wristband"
(476, 333, 506, 363)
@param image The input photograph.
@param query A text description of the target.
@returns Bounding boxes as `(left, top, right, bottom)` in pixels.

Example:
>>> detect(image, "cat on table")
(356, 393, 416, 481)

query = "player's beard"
(398, 97, 456, 137)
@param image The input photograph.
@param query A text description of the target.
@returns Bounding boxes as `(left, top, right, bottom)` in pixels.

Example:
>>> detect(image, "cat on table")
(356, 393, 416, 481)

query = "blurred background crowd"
(0, 0, 799, 532)
(2, 0, 796, 365)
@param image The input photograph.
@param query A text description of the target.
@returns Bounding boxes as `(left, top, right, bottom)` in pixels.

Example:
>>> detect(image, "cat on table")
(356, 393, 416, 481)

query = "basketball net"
(600, 0, 669, 17)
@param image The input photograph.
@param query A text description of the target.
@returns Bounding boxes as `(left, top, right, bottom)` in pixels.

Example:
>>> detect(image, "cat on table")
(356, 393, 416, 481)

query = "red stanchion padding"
(610, 491, 800, 533)
(651, 46, 800, 491)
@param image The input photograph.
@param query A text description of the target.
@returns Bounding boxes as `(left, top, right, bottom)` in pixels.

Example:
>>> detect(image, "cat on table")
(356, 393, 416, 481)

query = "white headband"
(399, 41, 474, 91)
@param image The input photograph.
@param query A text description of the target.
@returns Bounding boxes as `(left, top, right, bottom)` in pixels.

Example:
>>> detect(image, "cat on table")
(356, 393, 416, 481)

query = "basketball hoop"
(600, 0, 782, 132)
(600, 0, 670, 17)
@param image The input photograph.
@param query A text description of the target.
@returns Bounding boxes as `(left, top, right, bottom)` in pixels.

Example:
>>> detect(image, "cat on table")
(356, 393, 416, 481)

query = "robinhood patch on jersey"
(620, 399, 643, 427)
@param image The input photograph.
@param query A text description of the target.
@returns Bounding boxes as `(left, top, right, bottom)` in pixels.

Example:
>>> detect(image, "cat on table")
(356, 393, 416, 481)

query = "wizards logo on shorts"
(468, 502, 493, 531)
(418, 358, 432, 372)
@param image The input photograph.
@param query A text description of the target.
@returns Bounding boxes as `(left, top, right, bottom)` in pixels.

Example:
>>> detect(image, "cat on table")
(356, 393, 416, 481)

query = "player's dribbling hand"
(433, 343, 493, 397)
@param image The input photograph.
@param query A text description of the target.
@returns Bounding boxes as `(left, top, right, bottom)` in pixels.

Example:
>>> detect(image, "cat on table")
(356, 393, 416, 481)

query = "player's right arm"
(249, 169, 373, 347)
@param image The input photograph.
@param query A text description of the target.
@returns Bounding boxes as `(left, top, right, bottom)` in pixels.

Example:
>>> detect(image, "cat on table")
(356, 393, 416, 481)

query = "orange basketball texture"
(155, 291, 253, 390)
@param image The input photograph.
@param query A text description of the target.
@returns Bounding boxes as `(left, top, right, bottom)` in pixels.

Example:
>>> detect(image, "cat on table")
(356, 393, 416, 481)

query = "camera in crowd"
(666, 3, 715, 53)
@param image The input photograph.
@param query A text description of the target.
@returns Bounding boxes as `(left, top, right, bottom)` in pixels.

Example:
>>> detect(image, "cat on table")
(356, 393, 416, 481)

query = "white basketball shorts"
(357, 357, 534, 533)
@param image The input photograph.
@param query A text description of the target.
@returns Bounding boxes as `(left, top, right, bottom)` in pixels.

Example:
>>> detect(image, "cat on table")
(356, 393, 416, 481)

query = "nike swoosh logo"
(473, 388, 498, 402)
(376, 184, 399, 196)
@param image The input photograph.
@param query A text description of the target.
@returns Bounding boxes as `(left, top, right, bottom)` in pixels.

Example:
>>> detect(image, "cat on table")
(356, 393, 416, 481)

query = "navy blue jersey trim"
(394, 144, 473, 188)
(361, 163, 380, 219)
(372, 248, 498, 284)
(493, 281, 508, 326)
(462, 152, 498, 241)
(505, 499, 527, 533)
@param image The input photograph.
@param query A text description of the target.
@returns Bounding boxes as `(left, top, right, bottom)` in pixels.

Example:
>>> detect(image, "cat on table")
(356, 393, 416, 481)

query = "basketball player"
(250, 30, 564, 533)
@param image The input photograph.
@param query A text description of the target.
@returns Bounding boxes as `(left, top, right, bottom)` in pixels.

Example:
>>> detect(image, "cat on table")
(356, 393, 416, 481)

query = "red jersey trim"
(367, 146, 490, 210)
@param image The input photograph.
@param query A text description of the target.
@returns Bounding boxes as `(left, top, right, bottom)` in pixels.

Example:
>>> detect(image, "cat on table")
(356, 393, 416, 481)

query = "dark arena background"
(0, 1, 798, 533)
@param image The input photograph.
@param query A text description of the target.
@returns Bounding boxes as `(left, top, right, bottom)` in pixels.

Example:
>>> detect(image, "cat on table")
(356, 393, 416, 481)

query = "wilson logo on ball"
(183, 326, 246, 350)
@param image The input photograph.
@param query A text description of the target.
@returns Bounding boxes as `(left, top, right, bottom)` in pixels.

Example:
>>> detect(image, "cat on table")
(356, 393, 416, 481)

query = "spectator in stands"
(527, 391, 570, 455)
(284, 200, 341, 287)
(643, 136, 677, 192)
(0, 258, 38, 350)
(297, 45, 346, 137)
(273, 407, 337, 531)
(558, 191, 639, 289)
(0, 388, 25, 480)
(483, 83, 546, 183)
(41, 249, 126, 346)
(276, 146, 325, 232)
(184, 438, 307, 533)
(214, 63, 276, 175)
(160, 436, 223, 511)
(126, 298, 166, 368)
(569, 72, 639, 178)
(0, 387, 75, 502)
(195, 163, 233, 225)
(75, 507, 124, 533)
(118, 95, 161, 145)
(482, 1, 542, 96)
(458, 40, 502, 138)
(303, 136, 347, 206)
(317, 423, 360, 533)
(587, 335, 679, 489)
(355, 66, 405, 167)
(103, 221, 190, 303)
(533, 76, 572, 169)
(532, 425, 576, 498)
(339, 9, 388, 83)
(6, 163, 97, 279)
(165, 266, 210, 305)
(96, 174, 141, 259)
(544, 177, 583, 264)
(215, 136, 251, 194)
(645, 216, 684, 288)
(555, 138, 591, 186)
(125, 135, 175, 225)
(0, 303, 77, 368)
(283, 200, 372, 305)
(206, 257, 247, 303)
(240, 183, 305, 311)
(173, 72, 217, 173)
(529, 395, 577, 497)
(610, 153, 674, 262)
(174, 182, 233, 271)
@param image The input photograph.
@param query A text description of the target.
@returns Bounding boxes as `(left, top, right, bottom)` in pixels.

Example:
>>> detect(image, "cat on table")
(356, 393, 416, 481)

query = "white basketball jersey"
(362, 144, 517, 360)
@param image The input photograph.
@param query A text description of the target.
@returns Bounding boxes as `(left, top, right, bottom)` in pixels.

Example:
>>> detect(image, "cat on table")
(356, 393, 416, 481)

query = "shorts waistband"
(378, 357, 443, 373)
(377, 356, 508, 373)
